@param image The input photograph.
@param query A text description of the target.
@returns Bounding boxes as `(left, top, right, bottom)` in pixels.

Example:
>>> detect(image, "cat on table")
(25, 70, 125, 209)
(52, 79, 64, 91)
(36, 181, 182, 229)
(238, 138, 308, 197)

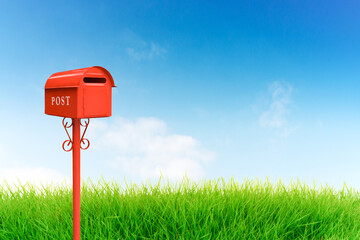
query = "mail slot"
(45, 66, 115, 118)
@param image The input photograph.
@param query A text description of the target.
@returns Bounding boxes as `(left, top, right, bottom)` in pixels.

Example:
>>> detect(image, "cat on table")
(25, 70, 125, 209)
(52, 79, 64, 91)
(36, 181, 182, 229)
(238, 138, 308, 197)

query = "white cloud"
(259, 81, 292, 128)
(259, 81, 296, 139)
(126, 42, 167, 61)
(0, 167, 69, 190)
(122, 29, 167, 61)
(90, 117, 214, 181)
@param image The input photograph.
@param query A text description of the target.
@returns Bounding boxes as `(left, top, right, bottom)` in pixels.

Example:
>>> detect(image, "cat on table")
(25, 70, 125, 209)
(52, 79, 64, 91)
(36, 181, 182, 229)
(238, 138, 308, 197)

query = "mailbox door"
(45, 88, 79, 118)
(83, 86, 111, 118)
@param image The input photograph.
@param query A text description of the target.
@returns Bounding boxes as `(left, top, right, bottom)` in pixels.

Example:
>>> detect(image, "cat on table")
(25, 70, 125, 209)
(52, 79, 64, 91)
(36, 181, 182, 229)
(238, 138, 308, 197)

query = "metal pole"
(72, 118, 81, 240)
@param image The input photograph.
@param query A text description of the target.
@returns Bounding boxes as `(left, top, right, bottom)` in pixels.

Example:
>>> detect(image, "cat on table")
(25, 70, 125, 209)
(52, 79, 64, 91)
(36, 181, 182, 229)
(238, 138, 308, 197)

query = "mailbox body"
(45, 66, 115, 119)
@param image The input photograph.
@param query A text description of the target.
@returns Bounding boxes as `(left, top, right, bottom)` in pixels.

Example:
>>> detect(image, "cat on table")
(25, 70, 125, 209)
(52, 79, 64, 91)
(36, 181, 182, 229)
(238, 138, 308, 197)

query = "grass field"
(1, 177, 360, 239)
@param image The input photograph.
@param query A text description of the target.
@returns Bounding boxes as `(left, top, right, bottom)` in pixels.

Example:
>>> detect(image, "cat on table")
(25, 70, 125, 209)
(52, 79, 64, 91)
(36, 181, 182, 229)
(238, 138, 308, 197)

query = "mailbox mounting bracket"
(62, 118, 90, 152)
(80, 119, 90, 150)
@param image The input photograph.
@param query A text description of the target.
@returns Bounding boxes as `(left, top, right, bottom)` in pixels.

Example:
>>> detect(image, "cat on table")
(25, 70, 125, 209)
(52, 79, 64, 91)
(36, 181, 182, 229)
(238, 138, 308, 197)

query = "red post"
(72, 118, 81, 240)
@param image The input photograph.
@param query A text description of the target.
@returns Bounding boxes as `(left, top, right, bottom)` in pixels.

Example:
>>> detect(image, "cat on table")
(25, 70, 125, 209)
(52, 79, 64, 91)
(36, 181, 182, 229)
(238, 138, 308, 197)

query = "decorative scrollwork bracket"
(62, 118, 73, 152)
(80, 119, 90, 150)
(62, 118, 90, 152)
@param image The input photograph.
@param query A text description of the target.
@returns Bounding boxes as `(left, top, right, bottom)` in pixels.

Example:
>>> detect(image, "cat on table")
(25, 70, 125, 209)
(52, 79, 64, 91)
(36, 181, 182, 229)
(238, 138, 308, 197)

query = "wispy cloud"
(90, 117, 214, 181)
(126, 42, 167, 61)
(123, 30, 167, 61)
(259, 81, 296, 139)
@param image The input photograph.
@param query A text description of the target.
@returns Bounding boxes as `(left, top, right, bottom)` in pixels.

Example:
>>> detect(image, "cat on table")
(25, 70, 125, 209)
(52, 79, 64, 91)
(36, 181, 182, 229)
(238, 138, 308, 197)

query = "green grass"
(1, 177, 360, 239)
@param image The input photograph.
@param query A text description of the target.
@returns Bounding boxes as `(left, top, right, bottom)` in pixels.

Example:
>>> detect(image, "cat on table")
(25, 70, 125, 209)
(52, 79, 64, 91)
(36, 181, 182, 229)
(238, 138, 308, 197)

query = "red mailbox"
(45, 66, 115, 118)
(45, 66, 115, 240)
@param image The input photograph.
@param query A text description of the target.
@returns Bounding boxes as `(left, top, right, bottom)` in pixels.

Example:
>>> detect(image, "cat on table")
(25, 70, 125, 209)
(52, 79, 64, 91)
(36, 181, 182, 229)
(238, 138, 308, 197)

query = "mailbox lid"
(45, 66, 115, 89)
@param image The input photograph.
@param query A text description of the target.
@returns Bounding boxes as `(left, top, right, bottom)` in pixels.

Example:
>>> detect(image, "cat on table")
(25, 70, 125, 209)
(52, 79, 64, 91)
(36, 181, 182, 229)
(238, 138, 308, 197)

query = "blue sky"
(0, 1, 359, 189)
